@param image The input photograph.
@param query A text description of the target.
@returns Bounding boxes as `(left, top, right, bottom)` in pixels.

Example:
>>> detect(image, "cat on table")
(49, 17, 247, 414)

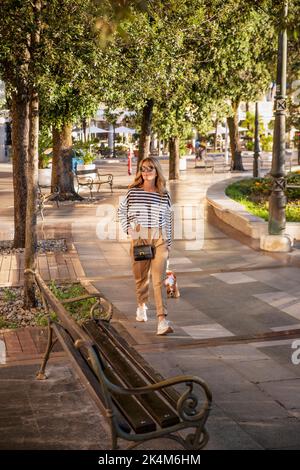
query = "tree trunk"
(11, 91, 29, 248)
(24, 0, 41, 308)
(51, 124, 82, 200)
(213, 119, 218, 151)
(298, 135, 300, 165)
(157, 137, 161, 156)
(24, 89, 39, 308)
(227, 102, 245, 171)
(150, 133, 155, 154)
(82, 117, 87, 142)
(169, 136, 180, 180)
(137, 98, 154, 170)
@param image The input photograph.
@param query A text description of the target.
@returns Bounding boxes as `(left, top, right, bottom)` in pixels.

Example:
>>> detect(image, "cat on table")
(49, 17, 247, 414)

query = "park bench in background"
(195, 154, 230, 173)
(37, 184, 60, 220)
(32, 271, 212, 450)
(74, 167, 113, 198)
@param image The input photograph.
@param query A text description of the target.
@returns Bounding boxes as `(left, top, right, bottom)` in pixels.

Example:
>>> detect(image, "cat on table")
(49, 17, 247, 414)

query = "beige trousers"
(130, 228, 168, 317)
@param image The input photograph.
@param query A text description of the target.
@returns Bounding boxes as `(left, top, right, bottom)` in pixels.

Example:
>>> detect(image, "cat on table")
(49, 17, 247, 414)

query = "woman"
(118, 156, 173, 336)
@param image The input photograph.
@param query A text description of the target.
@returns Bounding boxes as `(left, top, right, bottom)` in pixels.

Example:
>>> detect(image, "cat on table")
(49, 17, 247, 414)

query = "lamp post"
(260, 1, 292, 252)
(253, 102, 261, 177)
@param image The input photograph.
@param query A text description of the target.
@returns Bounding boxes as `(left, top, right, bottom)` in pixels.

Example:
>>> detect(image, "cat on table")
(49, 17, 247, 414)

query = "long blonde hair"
(129, 157, 167, 195)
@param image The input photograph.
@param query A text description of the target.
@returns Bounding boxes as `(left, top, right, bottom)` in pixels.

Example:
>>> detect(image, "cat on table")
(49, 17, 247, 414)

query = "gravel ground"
(0, 239, 67, 255)
(0, 287, 46, 328)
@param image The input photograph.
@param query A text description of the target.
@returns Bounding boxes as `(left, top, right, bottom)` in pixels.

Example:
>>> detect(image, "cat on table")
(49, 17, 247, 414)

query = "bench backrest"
(75, 169, 97, 176)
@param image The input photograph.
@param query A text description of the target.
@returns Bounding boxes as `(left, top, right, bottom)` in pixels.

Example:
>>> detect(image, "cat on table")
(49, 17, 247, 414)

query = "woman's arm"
(118, 191, 131, 235)
(165, 192, 173, 250)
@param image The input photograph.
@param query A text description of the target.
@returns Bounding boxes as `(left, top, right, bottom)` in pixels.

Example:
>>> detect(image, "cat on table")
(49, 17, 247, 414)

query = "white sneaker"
(136, 304, 148, 322)
(157, 319, 174, 336)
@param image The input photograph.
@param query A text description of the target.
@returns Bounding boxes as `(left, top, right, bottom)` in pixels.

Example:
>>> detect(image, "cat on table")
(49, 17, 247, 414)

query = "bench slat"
(103, 366, 157, 434)
(53, 323, 155, 434)
(52, 323, 132, 434)
(98, 321, 181, 409)
(83, 320, 180, 428)
(76, 169, 97, 176)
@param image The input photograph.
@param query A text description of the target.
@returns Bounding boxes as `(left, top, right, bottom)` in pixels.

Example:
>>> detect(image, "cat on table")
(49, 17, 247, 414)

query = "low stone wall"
(206, 178, 300, 241)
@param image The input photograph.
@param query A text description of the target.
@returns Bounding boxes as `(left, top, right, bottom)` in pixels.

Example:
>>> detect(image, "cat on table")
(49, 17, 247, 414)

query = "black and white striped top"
(118, 187, 173, 247)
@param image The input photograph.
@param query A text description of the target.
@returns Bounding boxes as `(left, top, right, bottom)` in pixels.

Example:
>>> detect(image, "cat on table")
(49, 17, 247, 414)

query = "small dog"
(164, 261, 180, 298)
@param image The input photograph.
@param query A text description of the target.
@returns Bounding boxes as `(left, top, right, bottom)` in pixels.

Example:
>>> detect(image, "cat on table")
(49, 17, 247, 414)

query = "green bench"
(33, 272, 212, 450)
(74, 167, 113, 198)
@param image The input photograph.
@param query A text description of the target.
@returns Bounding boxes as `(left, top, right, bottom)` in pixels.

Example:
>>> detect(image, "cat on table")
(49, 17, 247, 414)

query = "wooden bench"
(37, 184, 60, 220)
(195, 156, 214, 172)
(74, 167, 113, 198)
(32, 271, 212, 450)
(195, 155, 230, 173)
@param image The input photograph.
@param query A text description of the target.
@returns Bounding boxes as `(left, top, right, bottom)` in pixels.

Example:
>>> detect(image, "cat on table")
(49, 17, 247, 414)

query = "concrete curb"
(206, 177, 300, 241)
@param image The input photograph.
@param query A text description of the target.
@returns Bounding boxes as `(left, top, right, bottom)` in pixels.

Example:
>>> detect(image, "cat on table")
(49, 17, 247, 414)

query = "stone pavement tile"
(32, 392, 105, 424)
(110, 300, 137, 315)
(168, 257, 193, 265)
(247, 309, 300, 330)
(79, 258, 112, 271)
(181, 323, 234, 340)
(119, 319, 163, 344)
(95, 286, 135, 303)
(249, 268, 300, 293)
(239, 417, 300, 449)
(257, 379, 300, 410)
(77, 253, 106, 261)
(254, 292, 300, 321)
(254, 291, 299, 307)
(229, 359, 297, 383)
(72, 243, 101, 256)
(271, 323, 300, 331)
(281, 302, 300, 319)
(255, 342, 300, 375)
(141, 351, 187, 378)
(185, 297, 291, 336)
(205, 410, 264, 450)
(176, 279, 203, 287)
(214, 390, 289, 422)
(152, 348, 255, 395)
(170, 312, 214, 327)
(208, 344, 269, 362)
(0, 362, 111, 450)
(0, 423, 42, 450)
(105, 259, 132, 267)
(211, 272, 257, 284)
(253, 339, 295, 348)
(0, 392, 34, 427)
(165, 296, 201, 311)
(83, 266, 115, 278)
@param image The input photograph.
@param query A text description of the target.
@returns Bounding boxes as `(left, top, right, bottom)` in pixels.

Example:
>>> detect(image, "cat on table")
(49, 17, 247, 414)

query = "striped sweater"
(118, 187, 173, 247)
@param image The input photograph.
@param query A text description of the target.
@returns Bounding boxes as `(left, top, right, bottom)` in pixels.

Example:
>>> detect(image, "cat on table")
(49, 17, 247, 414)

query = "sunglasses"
(140, 166, 155, 173)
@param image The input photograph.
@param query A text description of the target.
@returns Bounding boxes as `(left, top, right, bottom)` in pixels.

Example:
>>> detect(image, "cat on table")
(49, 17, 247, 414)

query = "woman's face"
(140, 162, 157, 182)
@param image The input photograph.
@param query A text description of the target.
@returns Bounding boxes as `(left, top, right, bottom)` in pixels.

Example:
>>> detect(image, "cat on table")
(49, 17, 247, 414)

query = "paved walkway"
(1, 160, 300, 449)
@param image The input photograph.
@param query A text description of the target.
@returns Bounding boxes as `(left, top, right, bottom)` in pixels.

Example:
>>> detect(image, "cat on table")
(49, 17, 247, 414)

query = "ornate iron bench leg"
(36, 320, 58, 380)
